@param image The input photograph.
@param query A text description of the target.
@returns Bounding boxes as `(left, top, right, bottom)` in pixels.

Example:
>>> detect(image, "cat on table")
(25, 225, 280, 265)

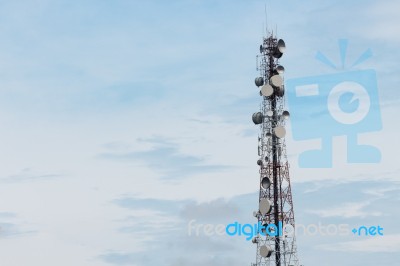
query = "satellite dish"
(260, 245, 273, 258)
(282, 110, 290, 119)
(276, 85, 285, 97)
(277, 39, 286, 53)
(276, 65, 285, 74)
(259, 198, 272, 215)
(273, 39, 286, 58)
(261, 177, 271, 190)
(252, 112, 263, 125)
(257, 159, 263, 166)
(259, 44, 264, 53)
(266, 132, 272, 138)
(261, 84, 274, 97)
(273, 50, 283, 58)
(276, 89, 284, 97)
(255, 77, 264, 87)
(270, 75, 283, 88)
(266, 110, 273, 117)
(273, 126, 286, 138)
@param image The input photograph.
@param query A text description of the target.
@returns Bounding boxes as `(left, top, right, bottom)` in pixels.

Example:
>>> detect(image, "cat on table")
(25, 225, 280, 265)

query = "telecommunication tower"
(251, 32, 300, 266)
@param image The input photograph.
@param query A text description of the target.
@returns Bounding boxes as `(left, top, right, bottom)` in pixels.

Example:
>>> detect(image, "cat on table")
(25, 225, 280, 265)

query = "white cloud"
(318, 234, 400, 252)
(307, 201, 382, 218)
(357, 1, 400, 44)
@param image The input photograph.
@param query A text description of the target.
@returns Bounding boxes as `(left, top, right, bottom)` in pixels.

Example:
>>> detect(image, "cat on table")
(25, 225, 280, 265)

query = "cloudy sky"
(0, 0, 399, 265)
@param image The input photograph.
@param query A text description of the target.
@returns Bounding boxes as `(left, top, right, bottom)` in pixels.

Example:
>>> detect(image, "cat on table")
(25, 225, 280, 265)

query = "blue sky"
(0, 0, 399, 265)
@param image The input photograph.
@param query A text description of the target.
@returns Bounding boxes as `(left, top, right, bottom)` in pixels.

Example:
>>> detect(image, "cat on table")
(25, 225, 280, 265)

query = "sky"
(0, 0, 399, 265)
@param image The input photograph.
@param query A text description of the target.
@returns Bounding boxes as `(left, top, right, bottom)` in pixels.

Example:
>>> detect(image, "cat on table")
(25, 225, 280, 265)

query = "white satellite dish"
(261, 84, 274, 97)
(259, 198, 272, 215)
(260, 245, 273, 257)
(270, 75, 283, 88)
(273, 126, 286, 138)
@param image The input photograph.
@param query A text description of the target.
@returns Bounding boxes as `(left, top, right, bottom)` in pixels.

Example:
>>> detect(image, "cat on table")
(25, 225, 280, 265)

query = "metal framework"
(251, 33, 300, 266)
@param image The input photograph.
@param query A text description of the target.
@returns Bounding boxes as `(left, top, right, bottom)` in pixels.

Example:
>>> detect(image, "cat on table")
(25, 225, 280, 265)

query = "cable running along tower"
(251, 32, 300, 266)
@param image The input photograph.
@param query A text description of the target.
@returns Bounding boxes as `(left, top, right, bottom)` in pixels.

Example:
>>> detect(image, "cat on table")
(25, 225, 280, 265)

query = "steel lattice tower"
(251, 33, 300, 266)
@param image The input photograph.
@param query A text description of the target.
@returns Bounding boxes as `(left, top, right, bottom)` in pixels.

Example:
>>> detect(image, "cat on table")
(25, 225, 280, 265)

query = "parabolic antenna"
(277, 39, 286, 53)
(273, 50, 283, 58)
(273, 39, 286, 58)
(259, 44, 263, 54)
(282, 110, 290, 119)
(260, 245, 273, 258)
(255, 77, 264, 87)
(266, 132, 272, 138)
(270, 75, 283, 88)
(261, 177, 271, 190)
(276, 65, 285, 74)
(259, 198, 272, 215)
(266, 110, 274, 117)
(261, 84, 274, 97)
(273, 126, 286, 138)
(257, 159, 263, 166)
(252, 112, 263, 125)
(276, 85, 285, 97)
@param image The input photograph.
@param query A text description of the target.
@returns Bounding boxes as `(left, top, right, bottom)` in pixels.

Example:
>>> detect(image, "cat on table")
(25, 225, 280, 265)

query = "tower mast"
(251, 31, 300, 266)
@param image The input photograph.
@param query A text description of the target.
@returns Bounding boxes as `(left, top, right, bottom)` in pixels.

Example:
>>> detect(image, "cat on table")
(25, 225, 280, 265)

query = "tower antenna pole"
(251, 27, 300, 266)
